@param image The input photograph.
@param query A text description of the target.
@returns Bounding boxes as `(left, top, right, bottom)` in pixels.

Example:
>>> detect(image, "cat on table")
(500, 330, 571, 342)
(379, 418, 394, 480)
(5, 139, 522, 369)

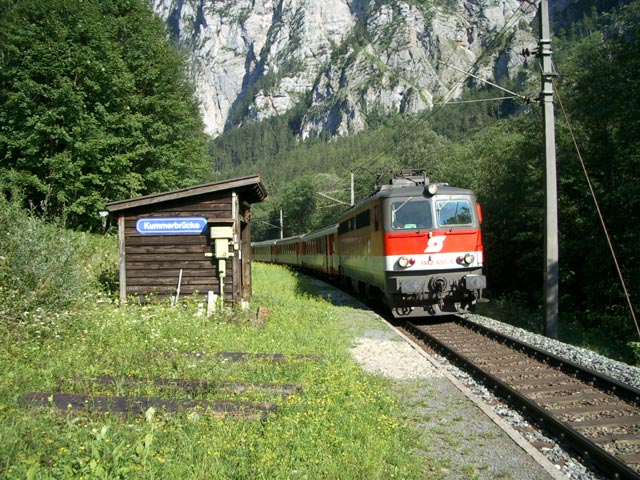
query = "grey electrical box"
(210, 225, 233, 239)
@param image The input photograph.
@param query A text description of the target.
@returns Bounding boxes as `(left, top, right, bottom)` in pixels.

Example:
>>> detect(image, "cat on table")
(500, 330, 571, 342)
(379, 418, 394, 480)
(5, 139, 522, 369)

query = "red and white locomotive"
(252, 172, 486, 317)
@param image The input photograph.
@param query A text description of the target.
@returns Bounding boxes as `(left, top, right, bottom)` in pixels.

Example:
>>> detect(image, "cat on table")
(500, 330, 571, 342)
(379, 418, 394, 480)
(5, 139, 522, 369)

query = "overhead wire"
(348, 0, 536, 180)
(435, 95, 520, 105)
(319, 2, 640, 339)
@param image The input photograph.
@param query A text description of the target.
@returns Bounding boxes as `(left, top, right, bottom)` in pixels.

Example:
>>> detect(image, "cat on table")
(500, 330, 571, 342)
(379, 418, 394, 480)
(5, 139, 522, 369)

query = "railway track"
(403, 316, 640, 480)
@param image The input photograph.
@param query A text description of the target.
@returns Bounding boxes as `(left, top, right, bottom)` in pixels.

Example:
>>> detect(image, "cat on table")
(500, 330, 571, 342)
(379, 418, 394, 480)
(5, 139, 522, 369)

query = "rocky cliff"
(151, 0, 546, 138)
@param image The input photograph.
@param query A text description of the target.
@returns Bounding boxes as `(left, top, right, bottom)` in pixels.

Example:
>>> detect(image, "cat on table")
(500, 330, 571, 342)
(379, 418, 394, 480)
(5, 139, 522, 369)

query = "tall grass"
(1, 221, 431, 480)
(4, 202, 633, 479)
(0, 198, 117, 331)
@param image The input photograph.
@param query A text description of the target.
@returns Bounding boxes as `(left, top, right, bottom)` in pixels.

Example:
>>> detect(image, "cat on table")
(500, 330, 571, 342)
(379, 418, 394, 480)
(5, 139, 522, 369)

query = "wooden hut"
(106, 176, 267, 306)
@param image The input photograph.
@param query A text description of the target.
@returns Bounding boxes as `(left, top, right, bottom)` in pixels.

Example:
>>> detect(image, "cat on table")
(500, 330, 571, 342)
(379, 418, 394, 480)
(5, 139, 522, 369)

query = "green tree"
(554, 2, 640, 320)
(0, 0, 209, 230)
(423, 117, 544, 297)
(278, 175, 317, 237)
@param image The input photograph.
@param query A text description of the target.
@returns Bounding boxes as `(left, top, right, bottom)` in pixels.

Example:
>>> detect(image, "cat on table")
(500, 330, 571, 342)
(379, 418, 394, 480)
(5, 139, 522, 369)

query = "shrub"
(0, 198, 91, 325)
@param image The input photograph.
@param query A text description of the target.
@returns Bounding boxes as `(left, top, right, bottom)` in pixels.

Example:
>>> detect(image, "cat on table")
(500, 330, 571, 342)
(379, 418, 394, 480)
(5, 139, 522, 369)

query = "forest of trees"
(1, 1, 638, 351)
(0, 0, 210, 230)
(210, 3, 640, 344)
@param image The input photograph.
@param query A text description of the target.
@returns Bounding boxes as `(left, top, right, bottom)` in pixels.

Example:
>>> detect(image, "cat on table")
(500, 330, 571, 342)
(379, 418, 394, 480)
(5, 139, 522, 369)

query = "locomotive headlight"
(457, 254, 475, 265)
(398, 256, 415, 268)
(426, 183, 438, 195)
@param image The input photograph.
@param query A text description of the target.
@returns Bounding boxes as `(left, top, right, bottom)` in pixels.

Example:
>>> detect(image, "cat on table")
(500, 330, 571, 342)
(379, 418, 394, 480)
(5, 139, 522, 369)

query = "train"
(252, 171, 486, 317)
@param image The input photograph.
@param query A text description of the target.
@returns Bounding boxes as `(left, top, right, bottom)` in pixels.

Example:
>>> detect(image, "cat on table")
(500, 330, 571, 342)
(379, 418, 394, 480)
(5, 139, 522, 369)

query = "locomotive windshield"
(436, 199, 473, 226)
(391, 199, 433, 230)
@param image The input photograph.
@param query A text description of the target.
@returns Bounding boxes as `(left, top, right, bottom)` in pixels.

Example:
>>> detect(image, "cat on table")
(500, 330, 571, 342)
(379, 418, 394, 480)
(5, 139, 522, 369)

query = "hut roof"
(106, 175, 267, 213)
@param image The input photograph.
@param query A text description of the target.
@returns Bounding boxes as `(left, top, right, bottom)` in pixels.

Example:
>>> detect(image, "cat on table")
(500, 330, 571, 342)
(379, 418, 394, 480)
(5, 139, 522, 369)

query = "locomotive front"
(380, 177, 486, 316)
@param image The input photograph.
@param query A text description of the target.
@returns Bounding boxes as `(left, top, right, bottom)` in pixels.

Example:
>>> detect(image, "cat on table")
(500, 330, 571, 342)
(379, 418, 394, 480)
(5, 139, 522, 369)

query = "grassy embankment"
(0, 202, 431, 479)
(1, 201, 636, 479)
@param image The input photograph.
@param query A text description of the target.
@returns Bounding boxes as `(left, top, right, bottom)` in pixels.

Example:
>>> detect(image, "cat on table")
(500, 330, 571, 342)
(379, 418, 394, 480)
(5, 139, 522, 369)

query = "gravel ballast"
(462, 312, 640, 390)
(349, 331, 564, 480)
(308, 276, 640, 479)
(308, 278, 565, 479)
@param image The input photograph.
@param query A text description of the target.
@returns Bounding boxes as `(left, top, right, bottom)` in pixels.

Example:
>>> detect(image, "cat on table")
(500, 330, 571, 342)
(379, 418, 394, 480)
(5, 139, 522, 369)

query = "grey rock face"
(152, 0, 538, 137)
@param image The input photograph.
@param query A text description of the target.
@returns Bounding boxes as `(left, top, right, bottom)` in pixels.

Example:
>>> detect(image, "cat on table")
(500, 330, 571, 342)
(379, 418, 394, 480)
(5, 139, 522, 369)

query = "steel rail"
(456, 318, 640, 407)
(406, 318, 640, 480)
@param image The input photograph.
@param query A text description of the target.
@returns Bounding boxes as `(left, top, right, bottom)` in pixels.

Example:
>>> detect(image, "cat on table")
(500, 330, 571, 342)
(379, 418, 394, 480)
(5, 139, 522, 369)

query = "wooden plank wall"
(122, 195, 236, 302)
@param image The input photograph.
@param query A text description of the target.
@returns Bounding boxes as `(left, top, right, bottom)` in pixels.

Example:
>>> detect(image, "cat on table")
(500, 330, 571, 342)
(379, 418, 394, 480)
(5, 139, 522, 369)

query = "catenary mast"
(539, 0, 559, 338)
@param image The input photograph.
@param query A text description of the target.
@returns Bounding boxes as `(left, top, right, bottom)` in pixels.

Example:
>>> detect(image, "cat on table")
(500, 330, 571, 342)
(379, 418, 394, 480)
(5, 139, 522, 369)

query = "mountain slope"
(152, 0, 540, 137)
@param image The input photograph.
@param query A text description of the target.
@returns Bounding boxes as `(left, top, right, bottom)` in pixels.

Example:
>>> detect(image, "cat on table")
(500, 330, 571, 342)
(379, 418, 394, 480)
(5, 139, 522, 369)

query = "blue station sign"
(136, 217, 208, 235)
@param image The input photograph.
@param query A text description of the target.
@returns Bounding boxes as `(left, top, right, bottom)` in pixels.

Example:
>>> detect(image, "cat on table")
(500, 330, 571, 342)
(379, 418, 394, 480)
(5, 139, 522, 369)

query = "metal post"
(117, 215, 127, 306)
(279, 209, 283, 239)
(539, 0, 559, 338)
(350, 173, 355, 206)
